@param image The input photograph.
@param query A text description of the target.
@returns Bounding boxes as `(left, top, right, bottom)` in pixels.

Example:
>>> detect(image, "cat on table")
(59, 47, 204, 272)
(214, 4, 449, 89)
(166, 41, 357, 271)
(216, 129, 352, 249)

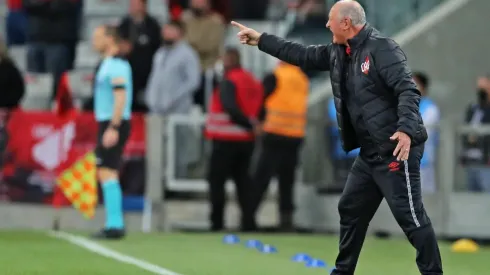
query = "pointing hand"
(231, 21, 262, 46)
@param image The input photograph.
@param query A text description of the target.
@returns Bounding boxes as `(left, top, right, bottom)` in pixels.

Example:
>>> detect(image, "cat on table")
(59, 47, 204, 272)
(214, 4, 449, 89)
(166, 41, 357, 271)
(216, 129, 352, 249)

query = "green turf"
(0, 231, 488, 275)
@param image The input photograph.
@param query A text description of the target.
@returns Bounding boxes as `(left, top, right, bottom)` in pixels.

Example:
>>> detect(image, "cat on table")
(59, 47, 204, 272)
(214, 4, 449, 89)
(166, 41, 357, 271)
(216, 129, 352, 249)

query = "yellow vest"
(263, 63, 309, 138)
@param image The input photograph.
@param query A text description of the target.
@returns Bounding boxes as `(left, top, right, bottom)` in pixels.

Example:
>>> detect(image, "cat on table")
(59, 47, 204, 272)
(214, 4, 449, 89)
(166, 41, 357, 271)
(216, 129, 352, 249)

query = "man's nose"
(326, 22, 330, 29)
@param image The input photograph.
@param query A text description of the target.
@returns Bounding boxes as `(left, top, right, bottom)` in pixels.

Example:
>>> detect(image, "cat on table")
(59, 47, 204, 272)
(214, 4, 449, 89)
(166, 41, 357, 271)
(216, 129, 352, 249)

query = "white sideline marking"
(48, 231, 183, 275)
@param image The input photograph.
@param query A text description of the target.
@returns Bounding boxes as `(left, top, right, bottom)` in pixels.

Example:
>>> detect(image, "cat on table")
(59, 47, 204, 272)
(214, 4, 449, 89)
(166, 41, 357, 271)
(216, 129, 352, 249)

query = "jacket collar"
(347, 24, 372, 50)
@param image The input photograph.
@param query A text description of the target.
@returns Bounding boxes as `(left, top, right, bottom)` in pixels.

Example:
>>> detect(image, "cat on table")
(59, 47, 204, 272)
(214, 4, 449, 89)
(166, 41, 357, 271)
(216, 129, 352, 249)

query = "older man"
(231, 0, 443, 274)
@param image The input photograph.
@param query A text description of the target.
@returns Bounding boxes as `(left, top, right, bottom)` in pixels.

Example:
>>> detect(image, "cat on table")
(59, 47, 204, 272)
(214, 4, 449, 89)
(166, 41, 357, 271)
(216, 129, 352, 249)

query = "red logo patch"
(361, 56, 370, 75)
(388, 161, 400, 172)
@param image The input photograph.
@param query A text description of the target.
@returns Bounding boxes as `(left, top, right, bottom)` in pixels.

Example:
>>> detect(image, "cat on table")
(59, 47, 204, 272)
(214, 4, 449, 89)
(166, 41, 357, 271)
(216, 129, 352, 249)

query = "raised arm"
(231, 21, 331, 71)
(258, 34, 331, 71)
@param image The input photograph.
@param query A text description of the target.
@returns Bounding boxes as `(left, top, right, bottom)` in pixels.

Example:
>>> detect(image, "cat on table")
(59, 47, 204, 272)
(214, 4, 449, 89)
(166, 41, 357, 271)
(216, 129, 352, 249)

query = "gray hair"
(338, 3, 366, 26)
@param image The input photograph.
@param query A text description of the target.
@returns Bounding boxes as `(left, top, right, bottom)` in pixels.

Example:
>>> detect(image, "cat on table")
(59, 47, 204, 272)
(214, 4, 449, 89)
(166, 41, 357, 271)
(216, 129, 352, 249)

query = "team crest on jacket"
(361, 56, 370, 75)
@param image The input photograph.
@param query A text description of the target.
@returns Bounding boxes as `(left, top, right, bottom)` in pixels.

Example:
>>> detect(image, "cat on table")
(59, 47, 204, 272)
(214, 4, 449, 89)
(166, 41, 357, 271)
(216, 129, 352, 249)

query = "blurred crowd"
(0, 0, 490, 222)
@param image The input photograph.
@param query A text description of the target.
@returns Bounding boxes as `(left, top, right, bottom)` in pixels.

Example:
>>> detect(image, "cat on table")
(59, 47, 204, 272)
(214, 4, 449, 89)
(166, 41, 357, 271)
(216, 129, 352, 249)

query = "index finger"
(231, 21, 247, 30)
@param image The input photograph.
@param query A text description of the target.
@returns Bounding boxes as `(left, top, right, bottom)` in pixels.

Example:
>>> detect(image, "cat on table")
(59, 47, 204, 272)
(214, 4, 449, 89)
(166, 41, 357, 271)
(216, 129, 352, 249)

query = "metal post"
(144, 114, 167, 232)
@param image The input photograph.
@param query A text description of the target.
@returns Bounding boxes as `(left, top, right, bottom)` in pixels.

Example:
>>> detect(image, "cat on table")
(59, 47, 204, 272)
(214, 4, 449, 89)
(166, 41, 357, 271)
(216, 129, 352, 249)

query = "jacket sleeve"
(220, 80, 254, 130)
(374, 39, 421, 139)
(258, 33, 332, 71)
(258, 73, 277, 121)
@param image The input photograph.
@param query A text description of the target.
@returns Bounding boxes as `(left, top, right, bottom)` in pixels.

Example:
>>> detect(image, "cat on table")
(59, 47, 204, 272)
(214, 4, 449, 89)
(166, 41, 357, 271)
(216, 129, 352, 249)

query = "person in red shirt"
(204, 48, 263, 231)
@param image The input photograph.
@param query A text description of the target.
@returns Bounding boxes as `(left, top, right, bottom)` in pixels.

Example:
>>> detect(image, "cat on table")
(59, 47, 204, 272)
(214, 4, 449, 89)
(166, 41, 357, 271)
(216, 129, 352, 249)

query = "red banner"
(0, 110, 146, 204)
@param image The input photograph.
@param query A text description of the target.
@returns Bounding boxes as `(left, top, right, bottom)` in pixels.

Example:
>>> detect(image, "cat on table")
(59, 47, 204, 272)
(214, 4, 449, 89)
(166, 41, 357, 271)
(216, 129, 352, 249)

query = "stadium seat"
(21, 73, 53, 110)
(67, 69, 94, 99)
(83, 0, 129, 16)
(9, 46, 27, 72)
(75, 42, 99, 69)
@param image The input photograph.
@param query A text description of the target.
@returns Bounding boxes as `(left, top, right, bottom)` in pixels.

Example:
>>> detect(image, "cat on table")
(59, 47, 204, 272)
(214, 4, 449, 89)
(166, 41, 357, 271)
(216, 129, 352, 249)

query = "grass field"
(0, 231, 488, 275)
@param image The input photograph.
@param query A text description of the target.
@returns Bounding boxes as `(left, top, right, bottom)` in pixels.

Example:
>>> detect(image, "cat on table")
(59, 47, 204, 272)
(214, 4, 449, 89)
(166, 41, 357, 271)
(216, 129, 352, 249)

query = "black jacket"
(119, 15, 161, 111)
(23, 0, 80, 44)
(258, 24, 427, 156)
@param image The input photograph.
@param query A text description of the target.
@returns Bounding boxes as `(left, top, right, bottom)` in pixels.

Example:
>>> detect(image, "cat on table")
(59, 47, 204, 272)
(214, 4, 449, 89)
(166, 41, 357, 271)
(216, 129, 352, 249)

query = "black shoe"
(91, 228, 126, 240)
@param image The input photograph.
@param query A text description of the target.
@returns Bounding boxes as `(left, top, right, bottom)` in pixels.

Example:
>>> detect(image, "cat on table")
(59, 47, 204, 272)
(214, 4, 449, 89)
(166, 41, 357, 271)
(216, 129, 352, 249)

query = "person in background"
(119, 0, 161, 113)
(413, 72, 439, 194)
(462, 75, 490, 192)
(6, 0, 27, 46)
(91, 25, 133, 239)
(250, 60, 309, 231)
(327, 97, 359, 193)
(67, 0, 83, 70)
(204, 48, 263, 232)
(145, 20, 200, 177)
(182, 0, 225, 110)
(23, 0, 79, 97)
(0, 39, 25, 109)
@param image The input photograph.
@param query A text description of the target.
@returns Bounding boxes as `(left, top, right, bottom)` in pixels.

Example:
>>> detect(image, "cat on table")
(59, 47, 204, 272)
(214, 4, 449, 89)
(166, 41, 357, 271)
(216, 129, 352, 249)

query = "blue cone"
(305, 259, 327, 268)
(291, 253, 311, 263)
(245, 239, 262, 249)
(222, 234, 240, 244)
(259, 244, 277, 254)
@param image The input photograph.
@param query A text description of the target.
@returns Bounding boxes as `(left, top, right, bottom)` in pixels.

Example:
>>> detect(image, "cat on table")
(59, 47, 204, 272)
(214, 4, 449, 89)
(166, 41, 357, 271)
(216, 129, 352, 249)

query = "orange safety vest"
(263, 63, 309, 138)
(205, 68, 264, 141)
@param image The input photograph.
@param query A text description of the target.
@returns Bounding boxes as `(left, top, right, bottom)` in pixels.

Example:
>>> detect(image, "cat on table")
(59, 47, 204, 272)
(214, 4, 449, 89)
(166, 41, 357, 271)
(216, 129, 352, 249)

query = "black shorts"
(95, 120, 131, 169)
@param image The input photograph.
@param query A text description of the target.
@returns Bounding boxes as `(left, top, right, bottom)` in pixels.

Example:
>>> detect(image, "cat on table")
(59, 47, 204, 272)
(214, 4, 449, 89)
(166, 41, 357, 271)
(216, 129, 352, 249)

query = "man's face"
(477, 77, 490, 91)
(130, 0, 146, 16)
(162, 24, 180, 41)
(190, 0, 209, 11)
(326, 5, 350, 44)
(92, 27, 107, 53)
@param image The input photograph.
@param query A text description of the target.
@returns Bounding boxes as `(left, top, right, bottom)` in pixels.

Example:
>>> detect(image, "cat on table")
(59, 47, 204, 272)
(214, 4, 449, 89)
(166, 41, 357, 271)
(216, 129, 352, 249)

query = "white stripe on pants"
(403, 160, 421, 228)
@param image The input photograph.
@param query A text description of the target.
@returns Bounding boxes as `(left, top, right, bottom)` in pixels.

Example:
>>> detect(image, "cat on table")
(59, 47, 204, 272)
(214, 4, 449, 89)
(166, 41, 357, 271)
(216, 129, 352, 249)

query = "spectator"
(182, 0, 225, 109)
(413, 72, 439, 194)
(251, 61, 309, 231)
(0, 39, 25, 109)
(119, 0, 161, 113)
(23, 0, 80, 97)
(6, 0, 27, 46)
(230, 0, 269, 20)
(462, 76, 490, 192)
(67, 0, 83, 70)
(145, 20, 200, 176)
(204, 47, 263, 232)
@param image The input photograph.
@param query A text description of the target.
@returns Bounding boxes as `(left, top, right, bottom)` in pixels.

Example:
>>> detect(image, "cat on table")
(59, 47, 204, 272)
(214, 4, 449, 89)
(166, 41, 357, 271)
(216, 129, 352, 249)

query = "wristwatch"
(109, 124, 120, 130)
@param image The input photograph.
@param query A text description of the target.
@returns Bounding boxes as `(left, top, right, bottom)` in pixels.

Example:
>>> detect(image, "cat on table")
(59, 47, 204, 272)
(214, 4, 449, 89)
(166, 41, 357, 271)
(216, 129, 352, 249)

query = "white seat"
(75, 43, 99, 69)
(83, 0, 129, 16)
(9, 46, 27, 72)
(21, 73, 53, 110)
(84, 15, 121, 39)
(67, 69, 94, 99)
